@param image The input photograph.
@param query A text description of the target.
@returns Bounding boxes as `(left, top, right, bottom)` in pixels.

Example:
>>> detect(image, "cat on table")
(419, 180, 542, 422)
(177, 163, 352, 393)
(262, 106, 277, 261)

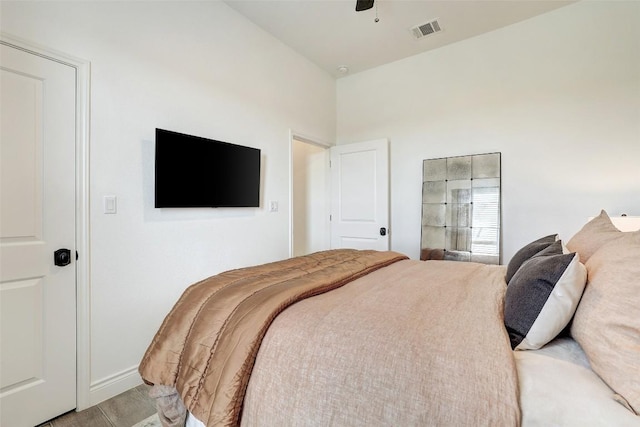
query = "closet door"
(0, 42, 77, 427)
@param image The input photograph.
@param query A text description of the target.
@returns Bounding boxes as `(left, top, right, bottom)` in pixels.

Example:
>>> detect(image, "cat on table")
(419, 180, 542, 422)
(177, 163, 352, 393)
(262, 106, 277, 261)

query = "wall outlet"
(269, 201, 279, 212)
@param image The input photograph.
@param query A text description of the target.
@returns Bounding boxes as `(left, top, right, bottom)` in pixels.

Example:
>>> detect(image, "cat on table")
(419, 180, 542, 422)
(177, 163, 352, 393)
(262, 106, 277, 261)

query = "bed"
(139, 210, 640, 426)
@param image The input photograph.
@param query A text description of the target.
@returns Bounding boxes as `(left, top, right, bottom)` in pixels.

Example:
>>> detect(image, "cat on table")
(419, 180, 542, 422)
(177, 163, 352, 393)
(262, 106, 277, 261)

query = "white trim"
(74, 52, 92, 413)
(0, 33, 92, 411)
(89, 365, 143, 407)
(288, 130, 332, 258)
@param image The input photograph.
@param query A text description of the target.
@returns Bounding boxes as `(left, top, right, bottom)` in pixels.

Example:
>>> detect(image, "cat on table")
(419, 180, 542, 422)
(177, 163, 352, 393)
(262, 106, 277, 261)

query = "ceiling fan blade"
(355, 0, 374, 12)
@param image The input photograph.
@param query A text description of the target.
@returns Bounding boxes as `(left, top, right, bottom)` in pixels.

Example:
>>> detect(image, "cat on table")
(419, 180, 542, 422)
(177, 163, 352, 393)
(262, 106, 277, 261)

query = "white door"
(330, 139, 389, 250)
(1, 43, 77, 427)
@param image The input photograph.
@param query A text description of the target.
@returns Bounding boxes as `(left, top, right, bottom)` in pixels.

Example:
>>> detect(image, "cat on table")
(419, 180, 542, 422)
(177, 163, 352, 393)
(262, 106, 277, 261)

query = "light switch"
(104, 195, 117, 214)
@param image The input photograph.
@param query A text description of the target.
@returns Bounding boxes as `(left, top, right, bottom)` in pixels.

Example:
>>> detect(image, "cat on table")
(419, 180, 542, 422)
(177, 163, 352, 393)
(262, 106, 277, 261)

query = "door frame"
(288, 130, 332, 258)
(1, 33, 92, 411)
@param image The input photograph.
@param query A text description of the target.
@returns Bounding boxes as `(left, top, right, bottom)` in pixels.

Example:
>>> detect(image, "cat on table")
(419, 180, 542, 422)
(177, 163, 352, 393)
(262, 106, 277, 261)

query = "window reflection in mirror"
(421, 153, 501, 264)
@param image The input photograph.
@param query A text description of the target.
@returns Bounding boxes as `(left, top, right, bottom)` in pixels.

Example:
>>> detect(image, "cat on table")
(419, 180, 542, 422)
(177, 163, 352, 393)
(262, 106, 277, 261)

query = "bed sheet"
(516, 337, 639, 426)
(186, 412, 204, 427)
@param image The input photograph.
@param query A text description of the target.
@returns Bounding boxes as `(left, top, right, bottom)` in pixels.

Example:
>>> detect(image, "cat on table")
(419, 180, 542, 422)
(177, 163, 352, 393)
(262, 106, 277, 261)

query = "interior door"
(330, 139, 389, 250)
(1, 43, 77, 427)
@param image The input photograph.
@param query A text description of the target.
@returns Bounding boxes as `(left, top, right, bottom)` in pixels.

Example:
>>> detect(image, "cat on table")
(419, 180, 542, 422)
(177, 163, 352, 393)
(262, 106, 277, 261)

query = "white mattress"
(516, 337, 640, 426)
(186, 337, 639, 427)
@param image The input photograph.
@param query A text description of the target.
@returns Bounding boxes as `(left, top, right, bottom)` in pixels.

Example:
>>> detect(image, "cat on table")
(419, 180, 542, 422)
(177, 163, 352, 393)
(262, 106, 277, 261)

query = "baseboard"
(89, 365, 143, 407)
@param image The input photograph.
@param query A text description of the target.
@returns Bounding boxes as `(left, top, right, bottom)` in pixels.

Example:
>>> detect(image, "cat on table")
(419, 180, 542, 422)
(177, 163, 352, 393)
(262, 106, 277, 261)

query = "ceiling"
(224, 0, 576, 78)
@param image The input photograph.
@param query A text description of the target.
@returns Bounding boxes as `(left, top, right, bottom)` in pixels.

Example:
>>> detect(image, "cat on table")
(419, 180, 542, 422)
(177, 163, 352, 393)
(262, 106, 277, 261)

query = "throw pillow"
(566, 210, 624, 263)
(505, 234, 558, 283)
(504, 251, 587, 350)
(571, 231, 640, 414)
(532, 239, 564, 257)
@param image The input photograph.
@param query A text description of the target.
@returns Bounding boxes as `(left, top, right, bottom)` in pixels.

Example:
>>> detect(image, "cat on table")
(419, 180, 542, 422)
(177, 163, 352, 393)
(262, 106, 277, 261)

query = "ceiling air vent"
(411, 19, 442, 40)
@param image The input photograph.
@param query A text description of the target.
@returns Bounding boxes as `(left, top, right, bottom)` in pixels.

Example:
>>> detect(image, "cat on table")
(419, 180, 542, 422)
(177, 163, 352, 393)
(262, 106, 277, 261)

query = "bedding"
(566, 210, 626, 263)
(140, 250, 520, 426)
(571, 229, 640, 414)
(515, 337, 640, 426)
(140, 211, 640, 426)
(187, 336, 640, 427)
(504, 247, 586, 350)
(139, 249, 410, 426)
(505, 234, 558, 283)
(239, 259, 519, 426)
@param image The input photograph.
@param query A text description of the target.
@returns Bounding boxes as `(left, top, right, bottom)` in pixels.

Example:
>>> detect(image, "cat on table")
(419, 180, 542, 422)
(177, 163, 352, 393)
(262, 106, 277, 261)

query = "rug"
(132, 414, 161, 427)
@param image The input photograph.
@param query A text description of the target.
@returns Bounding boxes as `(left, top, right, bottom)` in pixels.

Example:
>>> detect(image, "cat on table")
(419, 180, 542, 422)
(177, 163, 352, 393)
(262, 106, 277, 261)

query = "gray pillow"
(504, 251, 587, 350)
(532, 239, 563, 258)
(505, 234, 558, 283)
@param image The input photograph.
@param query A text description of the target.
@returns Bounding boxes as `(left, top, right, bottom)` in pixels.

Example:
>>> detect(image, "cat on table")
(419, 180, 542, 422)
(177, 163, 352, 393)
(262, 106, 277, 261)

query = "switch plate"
(269, 201, 278, 212)
(104, 195, 117, 214)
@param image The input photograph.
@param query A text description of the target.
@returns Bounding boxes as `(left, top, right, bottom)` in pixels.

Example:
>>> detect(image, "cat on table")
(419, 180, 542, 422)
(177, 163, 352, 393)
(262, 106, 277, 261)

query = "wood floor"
(37, 384, 157, 427)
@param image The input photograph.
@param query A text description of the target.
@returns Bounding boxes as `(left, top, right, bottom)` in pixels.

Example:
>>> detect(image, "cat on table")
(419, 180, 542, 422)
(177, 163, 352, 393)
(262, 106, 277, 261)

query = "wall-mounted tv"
(155, 128, 261, 208)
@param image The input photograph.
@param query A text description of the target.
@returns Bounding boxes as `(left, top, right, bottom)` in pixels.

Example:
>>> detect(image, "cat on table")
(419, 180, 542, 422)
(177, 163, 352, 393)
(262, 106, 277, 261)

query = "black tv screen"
(155, 128, 261, 208)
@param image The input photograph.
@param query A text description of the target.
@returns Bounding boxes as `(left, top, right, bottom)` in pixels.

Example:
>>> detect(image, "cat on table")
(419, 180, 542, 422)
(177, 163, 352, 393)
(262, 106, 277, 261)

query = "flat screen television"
(155, 128, 261, 208)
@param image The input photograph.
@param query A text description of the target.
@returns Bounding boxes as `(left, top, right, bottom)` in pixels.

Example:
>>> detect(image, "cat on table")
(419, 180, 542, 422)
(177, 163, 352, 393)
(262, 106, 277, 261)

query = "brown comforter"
(242, 258, 520, 427)
(139, 249, 408, 426)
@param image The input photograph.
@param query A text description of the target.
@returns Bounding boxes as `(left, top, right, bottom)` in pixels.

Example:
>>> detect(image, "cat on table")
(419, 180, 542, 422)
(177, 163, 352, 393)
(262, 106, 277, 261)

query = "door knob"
(54, 249, 72, 267)
(380, 227, 387, 236)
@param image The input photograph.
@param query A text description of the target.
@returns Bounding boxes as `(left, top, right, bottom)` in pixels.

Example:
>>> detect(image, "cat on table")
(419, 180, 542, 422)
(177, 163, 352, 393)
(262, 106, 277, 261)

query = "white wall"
(337, 1, 640, 263)
(1, 1, 336, 405)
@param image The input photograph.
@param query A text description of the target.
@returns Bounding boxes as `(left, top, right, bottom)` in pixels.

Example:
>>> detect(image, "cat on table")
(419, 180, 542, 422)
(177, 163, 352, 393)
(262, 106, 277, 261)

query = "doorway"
(290, 135, 330, 257)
